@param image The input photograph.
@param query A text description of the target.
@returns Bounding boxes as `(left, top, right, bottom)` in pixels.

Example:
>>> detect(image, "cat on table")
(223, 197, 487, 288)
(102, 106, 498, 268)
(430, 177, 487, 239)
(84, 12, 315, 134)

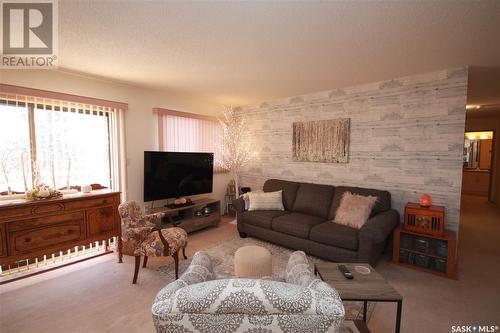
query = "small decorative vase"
(81, 185, 92, 193)
(419, 194, 432, 207)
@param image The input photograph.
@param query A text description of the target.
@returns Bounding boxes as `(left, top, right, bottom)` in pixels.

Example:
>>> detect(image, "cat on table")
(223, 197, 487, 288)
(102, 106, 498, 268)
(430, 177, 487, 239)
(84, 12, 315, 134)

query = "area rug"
(157, 236, 375, 322)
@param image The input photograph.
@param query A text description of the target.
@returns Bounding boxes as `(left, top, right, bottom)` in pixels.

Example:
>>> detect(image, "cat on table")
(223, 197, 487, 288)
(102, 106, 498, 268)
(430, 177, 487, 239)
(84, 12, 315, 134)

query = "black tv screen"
(144, 151, 214, 201)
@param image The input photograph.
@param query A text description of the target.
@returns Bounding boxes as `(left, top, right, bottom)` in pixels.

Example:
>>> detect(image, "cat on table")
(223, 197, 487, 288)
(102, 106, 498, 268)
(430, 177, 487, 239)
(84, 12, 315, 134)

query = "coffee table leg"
(363, 301, 367, 323)
(395, 300, 402, 333)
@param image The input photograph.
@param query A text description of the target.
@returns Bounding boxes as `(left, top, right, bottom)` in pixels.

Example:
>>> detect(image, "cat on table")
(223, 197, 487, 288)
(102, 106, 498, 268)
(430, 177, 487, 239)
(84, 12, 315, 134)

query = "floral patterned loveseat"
(152, 251, 345, 333)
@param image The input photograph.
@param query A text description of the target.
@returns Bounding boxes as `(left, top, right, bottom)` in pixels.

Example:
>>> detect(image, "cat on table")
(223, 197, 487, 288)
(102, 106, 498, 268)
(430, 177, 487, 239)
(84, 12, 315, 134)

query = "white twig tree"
(218, 105, 252, 196)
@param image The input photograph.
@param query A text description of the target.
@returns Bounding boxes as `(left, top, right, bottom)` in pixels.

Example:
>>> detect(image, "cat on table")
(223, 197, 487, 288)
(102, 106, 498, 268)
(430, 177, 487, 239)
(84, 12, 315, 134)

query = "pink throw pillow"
(334, 192, 378, 229)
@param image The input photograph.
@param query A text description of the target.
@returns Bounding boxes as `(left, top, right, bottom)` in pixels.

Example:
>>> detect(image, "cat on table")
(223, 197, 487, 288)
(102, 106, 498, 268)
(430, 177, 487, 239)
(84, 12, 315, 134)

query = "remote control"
(338, 265, 353, 279)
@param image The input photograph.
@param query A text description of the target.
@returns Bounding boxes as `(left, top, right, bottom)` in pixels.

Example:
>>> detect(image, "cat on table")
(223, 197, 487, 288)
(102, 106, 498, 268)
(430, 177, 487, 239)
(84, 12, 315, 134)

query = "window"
(155, 108, 225, 172)
(0, 86, 127, 196)
(0, 103, 31, 193)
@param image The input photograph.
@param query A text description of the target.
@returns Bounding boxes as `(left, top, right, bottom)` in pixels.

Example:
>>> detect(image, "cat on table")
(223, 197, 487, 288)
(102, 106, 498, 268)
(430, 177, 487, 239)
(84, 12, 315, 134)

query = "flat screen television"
(144, 151, 214, 202)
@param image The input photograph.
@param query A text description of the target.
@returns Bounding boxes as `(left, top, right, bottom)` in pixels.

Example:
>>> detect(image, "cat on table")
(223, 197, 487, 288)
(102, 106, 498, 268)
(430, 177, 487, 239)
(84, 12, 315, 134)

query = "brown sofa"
(233, 179, 399, 265)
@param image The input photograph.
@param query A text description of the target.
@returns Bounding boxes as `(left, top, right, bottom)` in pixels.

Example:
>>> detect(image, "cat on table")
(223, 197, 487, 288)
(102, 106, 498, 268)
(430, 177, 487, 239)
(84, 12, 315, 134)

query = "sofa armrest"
(359, 209, 400, 244)
(232, 197, 245, 214)
(152, 251, 214, 320)
(233, 197, 246, 233)
(143, 212, 165, 228)
(123, 226, 153, 242)
(285, 251, 320, 287)
(178, 251, 214, 285)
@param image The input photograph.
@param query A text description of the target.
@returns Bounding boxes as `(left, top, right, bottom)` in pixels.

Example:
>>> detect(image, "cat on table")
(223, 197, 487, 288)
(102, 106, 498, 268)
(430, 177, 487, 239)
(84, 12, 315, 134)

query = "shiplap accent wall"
(237, 67, 468, 231)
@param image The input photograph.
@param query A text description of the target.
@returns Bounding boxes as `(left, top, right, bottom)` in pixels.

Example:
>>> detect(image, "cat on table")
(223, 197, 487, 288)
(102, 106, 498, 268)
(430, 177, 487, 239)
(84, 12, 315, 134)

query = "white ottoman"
(234, 245, 272, 278)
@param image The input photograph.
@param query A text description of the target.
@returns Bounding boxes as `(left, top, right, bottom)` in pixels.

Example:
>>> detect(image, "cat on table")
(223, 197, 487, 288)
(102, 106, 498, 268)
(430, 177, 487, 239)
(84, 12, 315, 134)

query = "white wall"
(0, 69, 232, 208)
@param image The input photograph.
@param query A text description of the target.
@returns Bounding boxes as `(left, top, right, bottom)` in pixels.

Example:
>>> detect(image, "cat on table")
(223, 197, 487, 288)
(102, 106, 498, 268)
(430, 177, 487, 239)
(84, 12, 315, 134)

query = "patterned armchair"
(152, 251, 345, 333)
(118, 201, 188, 284)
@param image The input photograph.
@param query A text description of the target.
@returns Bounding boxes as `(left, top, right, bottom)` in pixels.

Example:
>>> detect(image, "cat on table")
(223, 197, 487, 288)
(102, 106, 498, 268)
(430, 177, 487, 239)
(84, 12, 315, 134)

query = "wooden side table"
(315, 262, 403, 333)
(393, 225, 457, 278)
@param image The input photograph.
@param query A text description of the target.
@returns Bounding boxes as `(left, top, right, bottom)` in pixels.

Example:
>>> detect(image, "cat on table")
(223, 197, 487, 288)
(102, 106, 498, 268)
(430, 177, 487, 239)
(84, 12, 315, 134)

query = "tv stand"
(164, 201, 195, 209)
(153, 198, 220, 233)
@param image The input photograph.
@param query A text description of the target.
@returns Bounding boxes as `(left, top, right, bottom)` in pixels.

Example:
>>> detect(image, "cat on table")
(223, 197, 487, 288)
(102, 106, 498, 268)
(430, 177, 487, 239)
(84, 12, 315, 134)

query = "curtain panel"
(154, 108, 225, 173)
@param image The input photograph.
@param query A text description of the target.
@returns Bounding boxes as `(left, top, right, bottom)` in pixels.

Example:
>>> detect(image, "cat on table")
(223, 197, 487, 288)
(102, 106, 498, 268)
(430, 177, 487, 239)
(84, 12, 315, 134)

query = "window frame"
(0, 84, 128, 199)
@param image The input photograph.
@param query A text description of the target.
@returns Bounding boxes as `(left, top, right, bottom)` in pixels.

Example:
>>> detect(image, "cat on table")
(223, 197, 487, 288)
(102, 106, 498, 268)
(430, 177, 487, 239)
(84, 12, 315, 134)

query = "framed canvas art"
(292, 118, 350, 163)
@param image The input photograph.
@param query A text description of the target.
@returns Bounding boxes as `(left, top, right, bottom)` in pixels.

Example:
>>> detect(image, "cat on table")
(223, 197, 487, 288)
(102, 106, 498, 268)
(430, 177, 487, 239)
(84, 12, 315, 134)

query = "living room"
(1, 1, 499, 333)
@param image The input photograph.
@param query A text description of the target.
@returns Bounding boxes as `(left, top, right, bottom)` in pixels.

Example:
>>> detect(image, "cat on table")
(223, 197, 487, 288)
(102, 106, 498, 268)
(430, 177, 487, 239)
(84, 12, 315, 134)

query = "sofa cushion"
(328, 186, 391, 220)
(242, 210, 289, 229)
(272, 213, 326, 239)
(309, 222, 359, 251)
(248, 190, 285, 211)
(263, 179, 300, 211)
(292, 183, 335, 219)
(334, 192, 378, 229)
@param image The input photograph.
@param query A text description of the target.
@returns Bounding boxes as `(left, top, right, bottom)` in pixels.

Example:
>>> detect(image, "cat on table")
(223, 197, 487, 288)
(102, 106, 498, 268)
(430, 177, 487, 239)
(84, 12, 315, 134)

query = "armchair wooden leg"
(182, 243, 187, 260)
(133, 256, 141, 284)
(142, 255, 148, 268)
(173, 251, 179, 280)
(118, 237, 123, 263)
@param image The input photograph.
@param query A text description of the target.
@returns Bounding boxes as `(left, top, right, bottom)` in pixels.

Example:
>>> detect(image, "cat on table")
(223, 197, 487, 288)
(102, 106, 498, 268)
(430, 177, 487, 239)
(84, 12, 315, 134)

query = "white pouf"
(234, 245, 272, 278)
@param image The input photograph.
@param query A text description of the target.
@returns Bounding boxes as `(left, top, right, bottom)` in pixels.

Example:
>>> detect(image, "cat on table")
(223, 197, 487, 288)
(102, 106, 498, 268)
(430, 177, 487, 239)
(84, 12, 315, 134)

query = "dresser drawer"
(9, 221, 85, 255)
(0, 205, 36, 221)
(64, 196, 115, 211)
(8, 212, 85, 232)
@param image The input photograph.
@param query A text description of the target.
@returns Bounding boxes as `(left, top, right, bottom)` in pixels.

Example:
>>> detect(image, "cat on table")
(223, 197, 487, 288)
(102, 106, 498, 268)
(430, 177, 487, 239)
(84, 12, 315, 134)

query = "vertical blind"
(156, 109, 225, 172)
(0, 91, 126, 196)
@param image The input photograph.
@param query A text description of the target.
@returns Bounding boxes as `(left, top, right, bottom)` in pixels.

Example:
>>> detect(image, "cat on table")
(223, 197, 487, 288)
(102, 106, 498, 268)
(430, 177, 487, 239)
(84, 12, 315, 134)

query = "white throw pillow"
(334, 192, 377, 229)
(239, 192, 255, 210)
(247, 190, 285, 211)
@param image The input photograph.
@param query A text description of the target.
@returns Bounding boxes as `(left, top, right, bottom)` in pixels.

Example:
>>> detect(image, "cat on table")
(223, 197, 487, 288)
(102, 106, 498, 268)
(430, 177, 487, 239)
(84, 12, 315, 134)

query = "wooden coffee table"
(314, 263, 403, 333)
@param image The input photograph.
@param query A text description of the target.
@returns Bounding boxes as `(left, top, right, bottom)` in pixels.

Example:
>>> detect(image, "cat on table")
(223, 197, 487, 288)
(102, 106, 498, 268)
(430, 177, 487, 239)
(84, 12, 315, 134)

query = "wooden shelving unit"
(393, 225, 457, 279)
(152, 198, 221, 233)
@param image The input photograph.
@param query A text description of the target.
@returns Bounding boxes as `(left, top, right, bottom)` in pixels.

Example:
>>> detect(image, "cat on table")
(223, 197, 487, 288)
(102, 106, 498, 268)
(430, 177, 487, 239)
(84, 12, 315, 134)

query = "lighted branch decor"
(218, 105, 252, 196)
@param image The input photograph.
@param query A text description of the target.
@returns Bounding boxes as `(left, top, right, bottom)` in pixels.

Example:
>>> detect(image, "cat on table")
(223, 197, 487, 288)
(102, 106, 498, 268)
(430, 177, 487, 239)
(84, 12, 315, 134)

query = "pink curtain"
(161, 114, 224, 172)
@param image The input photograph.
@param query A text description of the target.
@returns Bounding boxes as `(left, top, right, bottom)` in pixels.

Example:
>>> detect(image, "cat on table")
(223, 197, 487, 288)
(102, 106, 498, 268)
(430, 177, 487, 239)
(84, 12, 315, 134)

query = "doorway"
(462, 131, 495, 198)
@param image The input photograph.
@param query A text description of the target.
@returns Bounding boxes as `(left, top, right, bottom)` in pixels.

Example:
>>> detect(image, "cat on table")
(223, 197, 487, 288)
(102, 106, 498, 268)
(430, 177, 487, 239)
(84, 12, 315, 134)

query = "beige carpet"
(1, 196, 499, 333)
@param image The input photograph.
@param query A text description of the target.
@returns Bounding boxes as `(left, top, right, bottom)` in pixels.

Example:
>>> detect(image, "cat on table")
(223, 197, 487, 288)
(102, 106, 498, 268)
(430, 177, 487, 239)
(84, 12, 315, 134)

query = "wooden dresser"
(0, 190, 121, 266)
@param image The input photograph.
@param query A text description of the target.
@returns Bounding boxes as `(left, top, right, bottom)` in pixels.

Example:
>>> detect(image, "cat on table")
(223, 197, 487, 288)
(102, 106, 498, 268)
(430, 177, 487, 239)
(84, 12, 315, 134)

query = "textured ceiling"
(58, 1, 500, 107)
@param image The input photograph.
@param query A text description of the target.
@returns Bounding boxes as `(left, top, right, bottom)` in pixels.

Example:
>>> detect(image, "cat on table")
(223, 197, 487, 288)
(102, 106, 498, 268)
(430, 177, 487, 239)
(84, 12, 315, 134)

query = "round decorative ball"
(81, 185, 92, 193)
(419, 194, 432, 207)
